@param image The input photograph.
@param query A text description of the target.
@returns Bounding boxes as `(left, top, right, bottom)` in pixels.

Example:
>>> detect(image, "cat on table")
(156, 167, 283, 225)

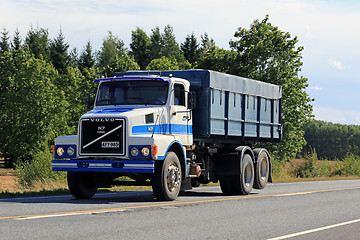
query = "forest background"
(0, 16, 359, 189)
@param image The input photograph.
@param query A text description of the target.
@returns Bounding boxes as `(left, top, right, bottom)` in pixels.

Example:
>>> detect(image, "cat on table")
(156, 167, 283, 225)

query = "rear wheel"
(67, 172, 98, 199)
(220, 153, 254, 195)
(220, 175, 234, 195)
(232, 154, 254, 195)
(253, 151, 269, 189)
(152, 151, 182, 201)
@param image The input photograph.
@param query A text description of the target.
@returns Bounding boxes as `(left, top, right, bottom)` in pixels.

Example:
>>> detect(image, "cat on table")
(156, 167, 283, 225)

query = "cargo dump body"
(114, 70, 282, 145)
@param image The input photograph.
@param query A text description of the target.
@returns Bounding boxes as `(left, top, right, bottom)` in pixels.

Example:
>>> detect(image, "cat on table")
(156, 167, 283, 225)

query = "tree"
(197, 45, 236, 72)
(49, 29, 70, 74)
(149, 27, 163, 60)
(302, 120, 360, 160)
(229, 15, 313, 161)
(0, 28, 10, 54)
(200, 33, 216, 53)
(146, 56, 179, 71)
(97, 31, 127, 74)
(12, 28, 22, 50)
(161, 25, 184, 62)
(69, 48, 79, 68)
(79, 41, 95, 71)
(181, 33, 200, 67)
(105, 54, 140, 74)
(197, 32, 228, 70)
(24, 27, 50, 61)
(130, 27, 150, 69)
(0, 47, 68, 161)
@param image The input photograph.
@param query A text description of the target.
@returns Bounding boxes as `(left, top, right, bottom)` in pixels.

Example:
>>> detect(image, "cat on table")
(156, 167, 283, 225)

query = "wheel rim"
(244, 163, 253, 187)
(260, 157, 268, 181)
(167, 163, 181, 192)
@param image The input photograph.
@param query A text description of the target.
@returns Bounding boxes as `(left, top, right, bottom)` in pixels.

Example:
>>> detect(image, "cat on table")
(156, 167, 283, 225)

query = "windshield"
(96, 80, 169, 106)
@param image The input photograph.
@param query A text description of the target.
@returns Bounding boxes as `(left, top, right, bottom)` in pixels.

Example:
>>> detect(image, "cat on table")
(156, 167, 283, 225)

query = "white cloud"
(308, 86, 323, 91)
(314, 107, 360, 125)
(2, 0, 360, 50)
(328, 58, 344, 70)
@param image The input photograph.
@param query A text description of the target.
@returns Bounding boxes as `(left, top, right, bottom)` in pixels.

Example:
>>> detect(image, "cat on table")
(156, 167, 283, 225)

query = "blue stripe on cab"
(132, 124, 192, 135)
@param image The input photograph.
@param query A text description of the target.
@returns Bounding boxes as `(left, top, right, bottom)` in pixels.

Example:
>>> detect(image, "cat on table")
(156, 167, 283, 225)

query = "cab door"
(170, 83, 192, 146)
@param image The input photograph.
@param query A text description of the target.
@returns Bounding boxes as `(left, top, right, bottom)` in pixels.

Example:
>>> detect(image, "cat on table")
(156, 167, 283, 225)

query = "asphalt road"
(0, 180, 359, 240)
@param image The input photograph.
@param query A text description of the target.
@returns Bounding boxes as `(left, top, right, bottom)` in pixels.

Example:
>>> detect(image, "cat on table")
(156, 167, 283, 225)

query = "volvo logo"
(90, 118, 115, 122)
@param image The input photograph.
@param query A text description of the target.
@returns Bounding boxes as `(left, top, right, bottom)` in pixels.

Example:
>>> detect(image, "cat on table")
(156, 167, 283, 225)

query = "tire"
(253, 151, 270, 189)
(220, 175, 234, 195)
(232, 154, 254, 195)
(152, 151, 182, 201)
(67, 172, 98, 199)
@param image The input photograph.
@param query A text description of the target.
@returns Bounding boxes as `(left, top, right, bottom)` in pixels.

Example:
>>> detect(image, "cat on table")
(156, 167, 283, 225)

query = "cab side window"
(174, 84, 185, 106)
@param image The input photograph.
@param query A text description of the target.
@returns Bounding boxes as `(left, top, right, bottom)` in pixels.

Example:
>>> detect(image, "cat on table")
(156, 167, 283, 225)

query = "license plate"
(101, 141, 120, 148)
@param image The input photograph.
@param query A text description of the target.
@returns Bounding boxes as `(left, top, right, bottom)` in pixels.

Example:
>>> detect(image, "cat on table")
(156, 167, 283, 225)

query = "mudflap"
(181, 177, 192, 191)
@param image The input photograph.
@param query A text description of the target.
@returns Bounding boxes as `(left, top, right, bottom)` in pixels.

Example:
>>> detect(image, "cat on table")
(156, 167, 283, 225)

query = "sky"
(1, 0, 360, 125)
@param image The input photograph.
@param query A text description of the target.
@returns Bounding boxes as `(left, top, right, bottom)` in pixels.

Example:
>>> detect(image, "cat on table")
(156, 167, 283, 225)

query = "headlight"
(66, 147, 75, 156)
(141, 147, 150, 157)
(130, 147, 139, 157)
(56, 147, 65, 157)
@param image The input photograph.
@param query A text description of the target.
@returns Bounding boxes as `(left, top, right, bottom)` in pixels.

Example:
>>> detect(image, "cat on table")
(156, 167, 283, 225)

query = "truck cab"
(53, 75, 194, 200)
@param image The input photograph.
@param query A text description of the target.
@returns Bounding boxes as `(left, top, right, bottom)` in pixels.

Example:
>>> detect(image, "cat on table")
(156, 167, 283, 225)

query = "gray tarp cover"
(207, 70, 281, 100)
(116, 69, 282, 100)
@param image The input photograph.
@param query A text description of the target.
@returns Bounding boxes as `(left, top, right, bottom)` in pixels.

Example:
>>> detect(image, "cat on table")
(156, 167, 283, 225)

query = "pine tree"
(130, 27, 150, 69)
(161, 25, 183, 62)
(49, 29, 70, 74)
(79, 41, 95, 71)
(0, 28, 10, 55)
(69, 48, 79, 68)
(97, 31, 127, 72)
(24, 26, 50, 61)
(181, 33, 200, 66)
(12, 28, 22, 50)
(149, 27, 163, 60)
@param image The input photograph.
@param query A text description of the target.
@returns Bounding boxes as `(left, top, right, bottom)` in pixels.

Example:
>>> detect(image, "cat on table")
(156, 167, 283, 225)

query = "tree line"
(0, 16, 313, 166)
(302, 120, 360, 160)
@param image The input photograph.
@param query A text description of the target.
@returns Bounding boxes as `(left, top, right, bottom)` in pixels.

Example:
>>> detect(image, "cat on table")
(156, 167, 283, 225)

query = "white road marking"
(15, 212, 90, 220)
(268, 219, 360, 240)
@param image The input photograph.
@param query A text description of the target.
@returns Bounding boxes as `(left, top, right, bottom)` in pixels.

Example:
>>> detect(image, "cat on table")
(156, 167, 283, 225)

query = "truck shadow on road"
(0, 189, 259, 205)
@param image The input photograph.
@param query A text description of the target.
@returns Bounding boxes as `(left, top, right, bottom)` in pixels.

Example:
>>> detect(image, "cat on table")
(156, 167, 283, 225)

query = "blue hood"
(84, 107, 135, 115)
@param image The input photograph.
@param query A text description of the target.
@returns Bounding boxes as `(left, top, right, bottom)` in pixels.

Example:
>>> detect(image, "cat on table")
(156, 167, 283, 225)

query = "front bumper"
(52, 159, 154, 173)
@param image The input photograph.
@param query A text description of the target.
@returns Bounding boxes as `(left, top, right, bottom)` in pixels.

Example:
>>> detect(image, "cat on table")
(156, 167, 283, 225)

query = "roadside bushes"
(292, 149, 360, 178)
(15, 148, 66, 187)
(343, 154, 360, 176)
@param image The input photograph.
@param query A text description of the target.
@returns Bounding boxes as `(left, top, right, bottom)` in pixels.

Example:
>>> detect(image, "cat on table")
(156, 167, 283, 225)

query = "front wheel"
(67, 172, 98, 199)
(152, 151, 182, 201)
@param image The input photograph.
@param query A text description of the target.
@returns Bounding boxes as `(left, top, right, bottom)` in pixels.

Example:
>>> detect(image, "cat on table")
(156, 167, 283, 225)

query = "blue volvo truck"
(52, 70, 282, 200)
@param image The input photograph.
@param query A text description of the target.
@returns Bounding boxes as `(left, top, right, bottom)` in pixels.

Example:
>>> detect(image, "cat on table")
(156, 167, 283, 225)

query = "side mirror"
(187, 92, 196, 110)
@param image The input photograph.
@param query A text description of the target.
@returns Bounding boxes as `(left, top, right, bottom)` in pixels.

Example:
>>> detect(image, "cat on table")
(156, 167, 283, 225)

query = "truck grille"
(80, 118, 125, 156)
